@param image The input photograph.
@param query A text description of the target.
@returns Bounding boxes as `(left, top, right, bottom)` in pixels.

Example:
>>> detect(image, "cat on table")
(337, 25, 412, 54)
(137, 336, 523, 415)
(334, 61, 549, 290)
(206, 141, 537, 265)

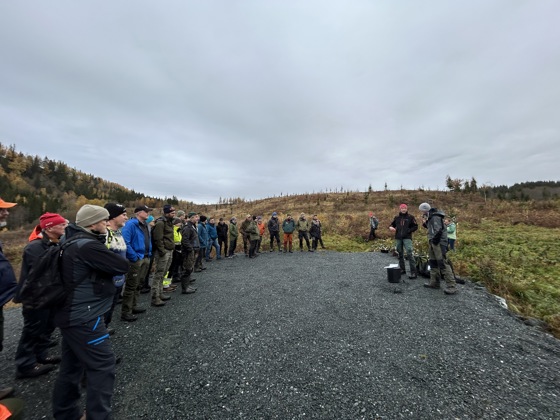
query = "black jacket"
(389, 212, 418, 240)
(181, 221, 200, 252)
(55, 223, 129, 328)
(216, 222, 228, 239)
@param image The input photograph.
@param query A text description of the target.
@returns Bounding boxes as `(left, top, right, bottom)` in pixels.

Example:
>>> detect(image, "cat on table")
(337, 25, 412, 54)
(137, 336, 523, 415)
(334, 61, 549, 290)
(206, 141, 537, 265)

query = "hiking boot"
(423, 280, 440, 289)
(455, 277, 466, 284)
(151, 298, 166, 307)
(140, 287, 151, 294)
(181, 287, 196, 294)
(37, 355, 61, 365)
(132, 307, 146, 314)
(159, 294, 171, 301)
(16, 363, 54, 379)
(121, 313, 138, 322)
(408, 273, 418, 279)
(270, 249, 274, 252)
(444, 286, 458, 295)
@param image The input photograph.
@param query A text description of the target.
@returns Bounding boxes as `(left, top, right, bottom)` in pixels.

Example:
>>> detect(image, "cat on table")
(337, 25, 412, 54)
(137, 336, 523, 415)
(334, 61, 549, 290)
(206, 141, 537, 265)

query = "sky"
(1, 1, 559, 204)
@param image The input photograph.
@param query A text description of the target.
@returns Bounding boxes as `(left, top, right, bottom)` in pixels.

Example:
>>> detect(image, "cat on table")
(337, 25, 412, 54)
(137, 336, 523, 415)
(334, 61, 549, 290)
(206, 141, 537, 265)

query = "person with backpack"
(419, 203, 458, 294)
(120, 205, 153, 322)
(14, 212, 67, 379)
(52, 204, 129, 420)
(151, 205, 176, 307)
(389, 203, 418, 279)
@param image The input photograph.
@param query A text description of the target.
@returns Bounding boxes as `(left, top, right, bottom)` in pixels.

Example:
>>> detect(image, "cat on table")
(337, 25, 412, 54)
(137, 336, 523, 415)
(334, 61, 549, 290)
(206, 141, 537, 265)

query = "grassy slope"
(2, 190, 559, 337)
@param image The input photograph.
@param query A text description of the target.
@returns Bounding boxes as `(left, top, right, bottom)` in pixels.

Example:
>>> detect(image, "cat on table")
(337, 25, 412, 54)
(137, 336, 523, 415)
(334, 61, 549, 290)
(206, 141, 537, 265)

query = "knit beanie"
(187, 212, 197, 218)
(39, 212, 66, 229)
(419, 203, 431, 212)
(104, 203, 126, 220)
(163, 204, 176, 214)
(177, 210, 185, 217)
(76, 204, 109, 227)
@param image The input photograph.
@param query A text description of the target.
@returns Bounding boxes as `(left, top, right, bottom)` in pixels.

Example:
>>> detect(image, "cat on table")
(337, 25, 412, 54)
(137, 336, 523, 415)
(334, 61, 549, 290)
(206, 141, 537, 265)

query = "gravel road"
(1, 250, 559, 419)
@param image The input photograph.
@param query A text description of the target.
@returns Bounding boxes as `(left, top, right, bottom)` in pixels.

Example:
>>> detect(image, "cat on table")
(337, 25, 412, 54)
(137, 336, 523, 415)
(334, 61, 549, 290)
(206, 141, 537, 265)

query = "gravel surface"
(1, 250, 559, 419)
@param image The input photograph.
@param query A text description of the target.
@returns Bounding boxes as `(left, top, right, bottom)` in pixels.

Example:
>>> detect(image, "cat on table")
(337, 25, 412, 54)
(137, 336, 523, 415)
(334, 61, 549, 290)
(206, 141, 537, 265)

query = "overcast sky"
(1, 1, 559, 204)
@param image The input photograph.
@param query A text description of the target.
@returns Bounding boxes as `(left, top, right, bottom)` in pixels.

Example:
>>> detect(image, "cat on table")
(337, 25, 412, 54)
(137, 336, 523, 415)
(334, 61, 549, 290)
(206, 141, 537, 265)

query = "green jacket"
(446, 222, 457, 240)
(152, 216, 175, 254)
(282, 219, 296, 233)
(296, 217, 309, 232)
(246, 220, 260, 241)
(229, 222, 238, 240)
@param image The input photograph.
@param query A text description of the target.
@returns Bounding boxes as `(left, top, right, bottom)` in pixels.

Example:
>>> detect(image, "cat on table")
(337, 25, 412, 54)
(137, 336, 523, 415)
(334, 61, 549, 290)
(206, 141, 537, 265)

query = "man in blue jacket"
(120, 205, 153, 322)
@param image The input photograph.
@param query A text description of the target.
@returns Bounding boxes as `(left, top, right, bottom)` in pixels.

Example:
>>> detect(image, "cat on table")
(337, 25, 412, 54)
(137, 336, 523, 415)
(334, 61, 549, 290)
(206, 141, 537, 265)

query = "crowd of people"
(0, 199, 329, 419)
(0, 197, 459, 419)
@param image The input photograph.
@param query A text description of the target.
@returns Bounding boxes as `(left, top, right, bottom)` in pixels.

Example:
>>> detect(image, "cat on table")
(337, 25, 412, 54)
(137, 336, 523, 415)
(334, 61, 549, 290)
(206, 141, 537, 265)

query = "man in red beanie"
(14, 212, 68, 379)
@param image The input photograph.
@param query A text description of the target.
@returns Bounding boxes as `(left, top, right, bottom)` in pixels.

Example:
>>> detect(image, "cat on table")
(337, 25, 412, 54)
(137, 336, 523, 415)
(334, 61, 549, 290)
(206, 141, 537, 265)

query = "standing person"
(256, 216, 265, 253)
(267, 212, 282, 252)
(140, 214, 156, 294)
(205, 217, 221, 261)
(0, 198, 19, 400)
(309, 215, 322, 252)
(166, 217, 184, 285)
(296, 213, 312, 252)
(239, 215, 252, 257)
(216, 218, 229, 258)
(389, 204, 418, 279)
(419, 203, 458, 294)
(52, 204, 129, 420)
(14, 212, 68, 379)
(120, 205, 153, 322)
(227, 217, 238, 258)
(445, 217, 457, 251)
(195, 215, 209, 271)
(282, 214, 296, 253)
(103, 203, 128, 334)
(246, 216, 260, 258)
(151, 205, 176, 306)
(179, 213, 198, 295)
(367, 212, 379, 241)
(315, 215, 326, 249)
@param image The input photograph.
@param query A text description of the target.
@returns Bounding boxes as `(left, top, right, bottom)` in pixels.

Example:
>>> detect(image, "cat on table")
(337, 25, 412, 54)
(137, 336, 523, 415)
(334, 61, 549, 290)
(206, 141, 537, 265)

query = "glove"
(432, 232, 442, 245)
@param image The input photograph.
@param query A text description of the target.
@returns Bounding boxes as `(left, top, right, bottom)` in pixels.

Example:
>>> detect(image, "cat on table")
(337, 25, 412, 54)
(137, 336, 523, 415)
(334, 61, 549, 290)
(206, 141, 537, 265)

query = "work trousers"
(15, 307, 55, 371)
(52, 317, 115, 420)
(395, 239, 416, 275)
(121, 257, 150, 317)
(152, 249, 173, 298)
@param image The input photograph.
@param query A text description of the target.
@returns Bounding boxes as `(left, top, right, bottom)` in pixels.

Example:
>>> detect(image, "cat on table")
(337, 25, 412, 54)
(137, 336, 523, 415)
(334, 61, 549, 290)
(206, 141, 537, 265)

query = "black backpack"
(17, 237, 88, 310)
